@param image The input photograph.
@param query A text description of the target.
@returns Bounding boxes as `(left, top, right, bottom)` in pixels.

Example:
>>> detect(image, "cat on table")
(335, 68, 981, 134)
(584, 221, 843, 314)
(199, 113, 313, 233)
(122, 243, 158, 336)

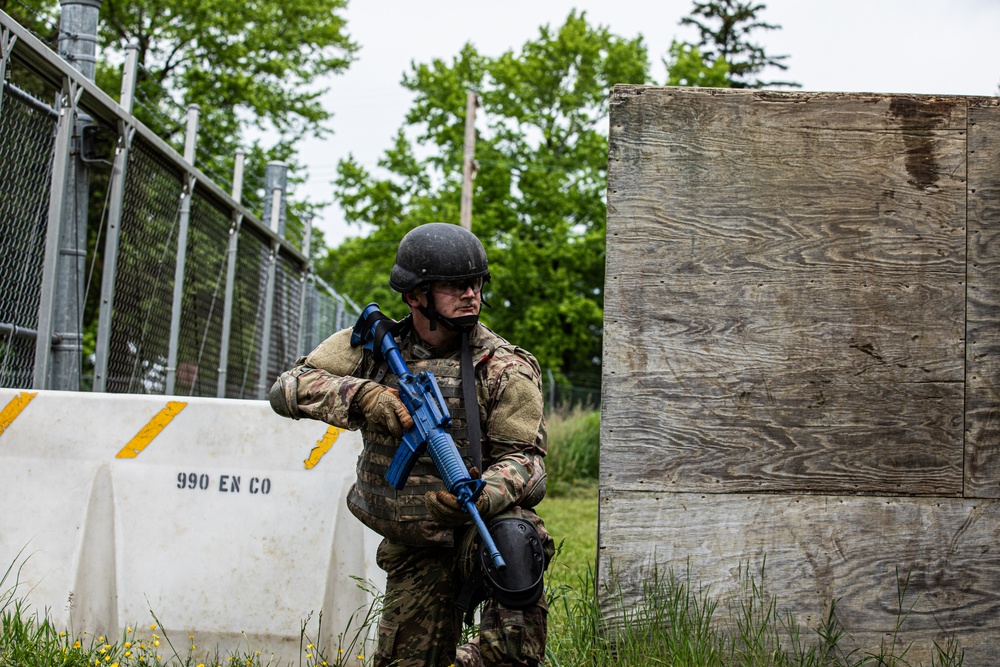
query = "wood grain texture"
(965, 105, 1000, 498)
(598, 490, 1000, 665)
(603, 87, 972, 496)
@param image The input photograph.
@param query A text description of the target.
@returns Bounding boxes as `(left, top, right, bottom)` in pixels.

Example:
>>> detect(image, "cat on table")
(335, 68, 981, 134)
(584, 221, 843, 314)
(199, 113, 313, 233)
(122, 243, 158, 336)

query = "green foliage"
(319, 12, 649, 388)
(5, 0, 355, 250)
(544, 408, 600, 496)
(96, 0, 356, 152)
(680, 0, 799, 89)
(664, 39, 731, 87)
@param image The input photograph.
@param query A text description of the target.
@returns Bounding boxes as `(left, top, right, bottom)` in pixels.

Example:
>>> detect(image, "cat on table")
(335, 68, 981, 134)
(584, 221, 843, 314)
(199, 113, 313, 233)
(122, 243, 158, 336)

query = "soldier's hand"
(425, 467, 488, 525)
(354, 382, 414, 438)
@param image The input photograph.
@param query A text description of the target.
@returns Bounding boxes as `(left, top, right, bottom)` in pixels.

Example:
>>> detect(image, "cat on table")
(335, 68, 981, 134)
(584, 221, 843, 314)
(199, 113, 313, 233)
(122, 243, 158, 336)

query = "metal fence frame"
(0, 8, 356, 399)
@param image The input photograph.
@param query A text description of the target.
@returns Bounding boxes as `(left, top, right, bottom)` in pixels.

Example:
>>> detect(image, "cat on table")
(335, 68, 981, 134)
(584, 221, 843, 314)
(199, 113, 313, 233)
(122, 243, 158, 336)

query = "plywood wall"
(600, 87, 1000, 664)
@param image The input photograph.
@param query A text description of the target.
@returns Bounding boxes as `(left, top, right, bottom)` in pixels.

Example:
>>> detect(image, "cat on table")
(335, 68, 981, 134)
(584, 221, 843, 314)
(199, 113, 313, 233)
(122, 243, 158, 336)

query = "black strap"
(461, 331, 483, 472)
(456, 575, 487, 626)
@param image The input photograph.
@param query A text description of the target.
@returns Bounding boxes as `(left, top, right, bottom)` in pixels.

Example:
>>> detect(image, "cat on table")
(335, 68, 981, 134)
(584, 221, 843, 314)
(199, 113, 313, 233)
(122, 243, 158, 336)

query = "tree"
(663, 40, 730, 87)
(680, 0, 798, 89)
(317, 12, 649, 397)
(4, 0, 358, 245)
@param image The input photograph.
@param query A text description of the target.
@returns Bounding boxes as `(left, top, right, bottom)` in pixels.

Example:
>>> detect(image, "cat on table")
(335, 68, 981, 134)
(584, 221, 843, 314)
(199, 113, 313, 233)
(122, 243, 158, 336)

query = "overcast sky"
(296, 0, 1000, 246)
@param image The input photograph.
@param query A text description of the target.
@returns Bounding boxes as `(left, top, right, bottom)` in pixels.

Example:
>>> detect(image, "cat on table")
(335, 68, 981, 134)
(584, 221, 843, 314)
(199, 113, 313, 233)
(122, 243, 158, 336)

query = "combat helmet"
(390, 223, 490, 331)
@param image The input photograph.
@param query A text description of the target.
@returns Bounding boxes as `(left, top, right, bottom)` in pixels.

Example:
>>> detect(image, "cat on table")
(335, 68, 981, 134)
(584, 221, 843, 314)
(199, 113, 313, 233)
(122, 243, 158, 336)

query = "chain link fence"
(0, 82, 56, 388)
(0, 9, 358, 398)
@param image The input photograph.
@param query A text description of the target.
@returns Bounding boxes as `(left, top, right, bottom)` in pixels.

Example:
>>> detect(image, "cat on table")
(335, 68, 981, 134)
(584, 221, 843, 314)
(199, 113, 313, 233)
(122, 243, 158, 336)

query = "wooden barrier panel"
(600, 87, 1000, 664)
(966, 106, 1000, 497)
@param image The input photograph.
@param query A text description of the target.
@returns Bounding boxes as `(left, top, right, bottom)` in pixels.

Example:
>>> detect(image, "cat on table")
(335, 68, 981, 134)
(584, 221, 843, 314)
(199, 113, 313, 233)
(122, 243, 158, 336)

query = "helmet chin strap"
(418, 290, 480, 332)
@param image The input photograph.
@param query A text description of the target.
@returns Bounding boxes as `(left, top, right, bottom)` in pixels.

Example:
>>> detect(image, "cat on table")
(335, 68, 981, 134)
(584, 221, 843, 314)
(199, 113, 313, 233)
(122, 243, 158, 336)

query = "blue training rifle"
(351, 303, 506, 570)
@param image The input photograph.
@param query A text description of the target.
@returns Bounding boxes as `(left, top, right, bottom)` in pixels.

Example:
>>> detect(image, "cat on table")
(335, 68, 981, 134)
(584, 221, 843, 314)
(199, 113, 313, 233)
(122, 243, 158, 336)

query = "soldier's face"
(429, 280, 481, 319)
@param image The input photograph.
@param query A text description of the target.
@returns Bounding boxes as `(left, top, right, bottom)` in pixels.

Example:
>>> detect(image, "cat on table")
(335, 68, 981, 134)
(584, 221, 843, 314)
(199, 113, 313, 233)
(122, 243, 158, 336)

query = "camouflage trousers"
(373, 511, 550, 667)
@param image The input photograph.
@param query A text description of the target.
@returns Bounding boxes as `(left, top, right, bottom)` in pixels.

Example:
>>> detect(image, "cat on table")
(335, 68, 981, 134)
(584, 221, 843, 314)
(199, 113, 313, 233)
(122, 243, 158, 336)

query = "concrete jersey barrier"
(0, 388, 383, 663)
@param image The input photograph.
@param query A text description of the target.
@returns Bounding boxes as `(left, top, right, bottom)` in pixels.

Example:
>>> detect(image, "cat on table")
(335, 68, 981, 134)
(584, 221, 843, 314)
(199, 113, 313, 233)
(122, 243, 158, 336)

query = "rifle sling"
(461, 331, 483, 472)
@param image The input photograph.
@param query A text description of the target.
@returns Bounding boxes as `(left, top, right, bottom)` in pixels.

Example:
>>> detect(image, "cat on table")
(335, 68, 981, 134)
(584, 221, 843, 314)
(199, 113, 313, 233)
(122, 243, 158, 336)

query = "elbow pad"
(269, 368, 308, 419)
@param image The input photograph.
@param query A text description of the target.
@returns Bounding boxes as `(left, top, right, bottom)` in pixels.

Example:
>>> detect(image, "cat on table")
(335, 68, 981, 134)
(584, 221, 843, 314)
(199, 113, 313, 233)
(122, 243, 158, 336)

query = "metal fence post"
(256, 161, 287, 399)
(296, 215, 313, 356)
(58, 0, 100, 80)
(0, 25, 16, 116)
(165, 104, 199, 395)
(93, 41, 138, 392)
(32, 81, 78, 389)
(48, 0, 101, 390)
(216, 149, 245, 397)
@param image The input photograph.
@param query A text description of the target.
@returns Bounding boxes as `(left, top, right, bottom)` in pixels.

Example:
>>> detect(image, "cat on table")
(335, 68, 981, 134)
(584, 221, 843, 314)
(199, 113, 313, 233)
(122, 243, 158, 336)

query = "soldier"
(270, 223, 552, 667)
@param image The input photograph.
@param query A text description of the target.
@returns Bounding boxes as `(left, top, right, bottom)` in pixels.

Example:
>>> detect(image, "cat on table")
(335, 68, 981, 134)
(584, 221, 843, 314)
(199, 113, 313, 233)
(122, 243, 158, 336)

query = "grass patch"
(544, 408, 600, 497)
(0, 552, 379, 667)
(536, 483, 598, 593)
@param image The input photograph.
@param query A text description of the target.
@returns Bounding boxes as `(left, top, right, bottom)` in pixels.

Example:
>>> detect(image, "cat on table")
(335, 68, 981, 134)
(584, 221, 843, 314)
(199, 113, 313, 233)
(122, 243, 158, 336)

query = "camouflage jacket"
(280, 321, 546, 547)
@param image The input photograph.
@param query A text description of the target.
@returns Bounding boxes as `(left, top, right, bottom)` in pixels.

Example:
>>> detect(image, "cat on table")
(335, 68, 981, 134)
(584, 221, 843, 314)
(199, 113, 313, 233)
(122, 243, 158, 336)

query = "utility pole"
(459, 91, 478, 231)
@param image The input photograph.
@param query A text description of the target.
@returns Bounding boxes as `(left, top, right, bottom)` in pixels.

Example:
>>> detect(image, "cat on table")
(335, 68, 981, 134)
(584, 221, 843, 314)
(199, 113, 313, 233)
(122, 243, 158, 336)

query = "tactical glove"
(425, 467, 492, 526)
(354, 381, 413, 438)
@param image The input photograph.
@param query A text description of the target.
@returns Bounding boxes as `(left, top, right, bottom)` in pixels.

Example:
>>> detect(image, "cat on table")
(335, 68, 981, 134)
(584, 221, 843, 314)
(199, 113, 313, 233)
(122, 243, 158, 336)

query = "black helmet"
(390, 223, 490, 293)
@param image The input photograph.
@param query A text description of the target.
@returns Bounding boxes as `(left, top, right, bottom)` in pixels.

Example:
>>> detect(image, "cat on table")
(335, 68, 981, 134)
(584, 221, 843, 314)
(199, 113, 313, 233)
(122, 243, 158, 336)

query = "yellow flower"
(73, 641, 82, 649)
(357, 654, 364, 661)
(60, 631, 67, 637)
(149, 624, 157, 631)
(125, 642, 132, 648)
(307, 643, 314, 649)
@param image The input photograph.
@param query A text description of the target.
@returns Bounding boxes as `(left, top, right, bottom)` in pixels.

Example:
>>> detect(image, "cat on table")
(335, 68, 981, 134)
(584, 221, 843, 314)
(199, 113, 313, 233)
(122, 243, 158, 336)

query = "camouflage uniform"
(276, 321, 553, 667)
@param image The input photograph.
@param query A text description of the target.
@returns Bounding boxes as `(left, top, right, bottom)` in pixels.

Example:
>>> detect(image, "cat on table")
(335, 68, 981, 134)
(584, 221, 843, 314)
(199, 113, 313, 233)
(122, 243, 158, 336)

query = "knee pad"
(479, 517, 546, 609)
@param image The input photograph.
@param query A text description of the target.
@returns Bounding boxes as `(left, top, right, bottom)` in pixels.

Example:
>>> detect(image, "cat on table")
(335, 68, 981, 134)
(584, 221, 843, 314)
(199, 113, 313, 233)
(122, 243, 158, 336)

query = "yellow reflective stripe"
(116, 401, 187, 459)
(303, 426, 342, 469)
(0, 392, 38, 438)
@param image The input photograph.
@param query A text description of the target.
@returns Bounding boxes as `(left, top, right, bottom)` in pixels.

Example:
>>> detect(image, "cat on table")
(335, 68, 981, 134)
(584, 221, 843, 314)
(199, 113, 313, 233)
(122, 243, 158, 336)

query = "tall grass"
(544, 560, 965, 667)
(544, 407, 600, 496)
